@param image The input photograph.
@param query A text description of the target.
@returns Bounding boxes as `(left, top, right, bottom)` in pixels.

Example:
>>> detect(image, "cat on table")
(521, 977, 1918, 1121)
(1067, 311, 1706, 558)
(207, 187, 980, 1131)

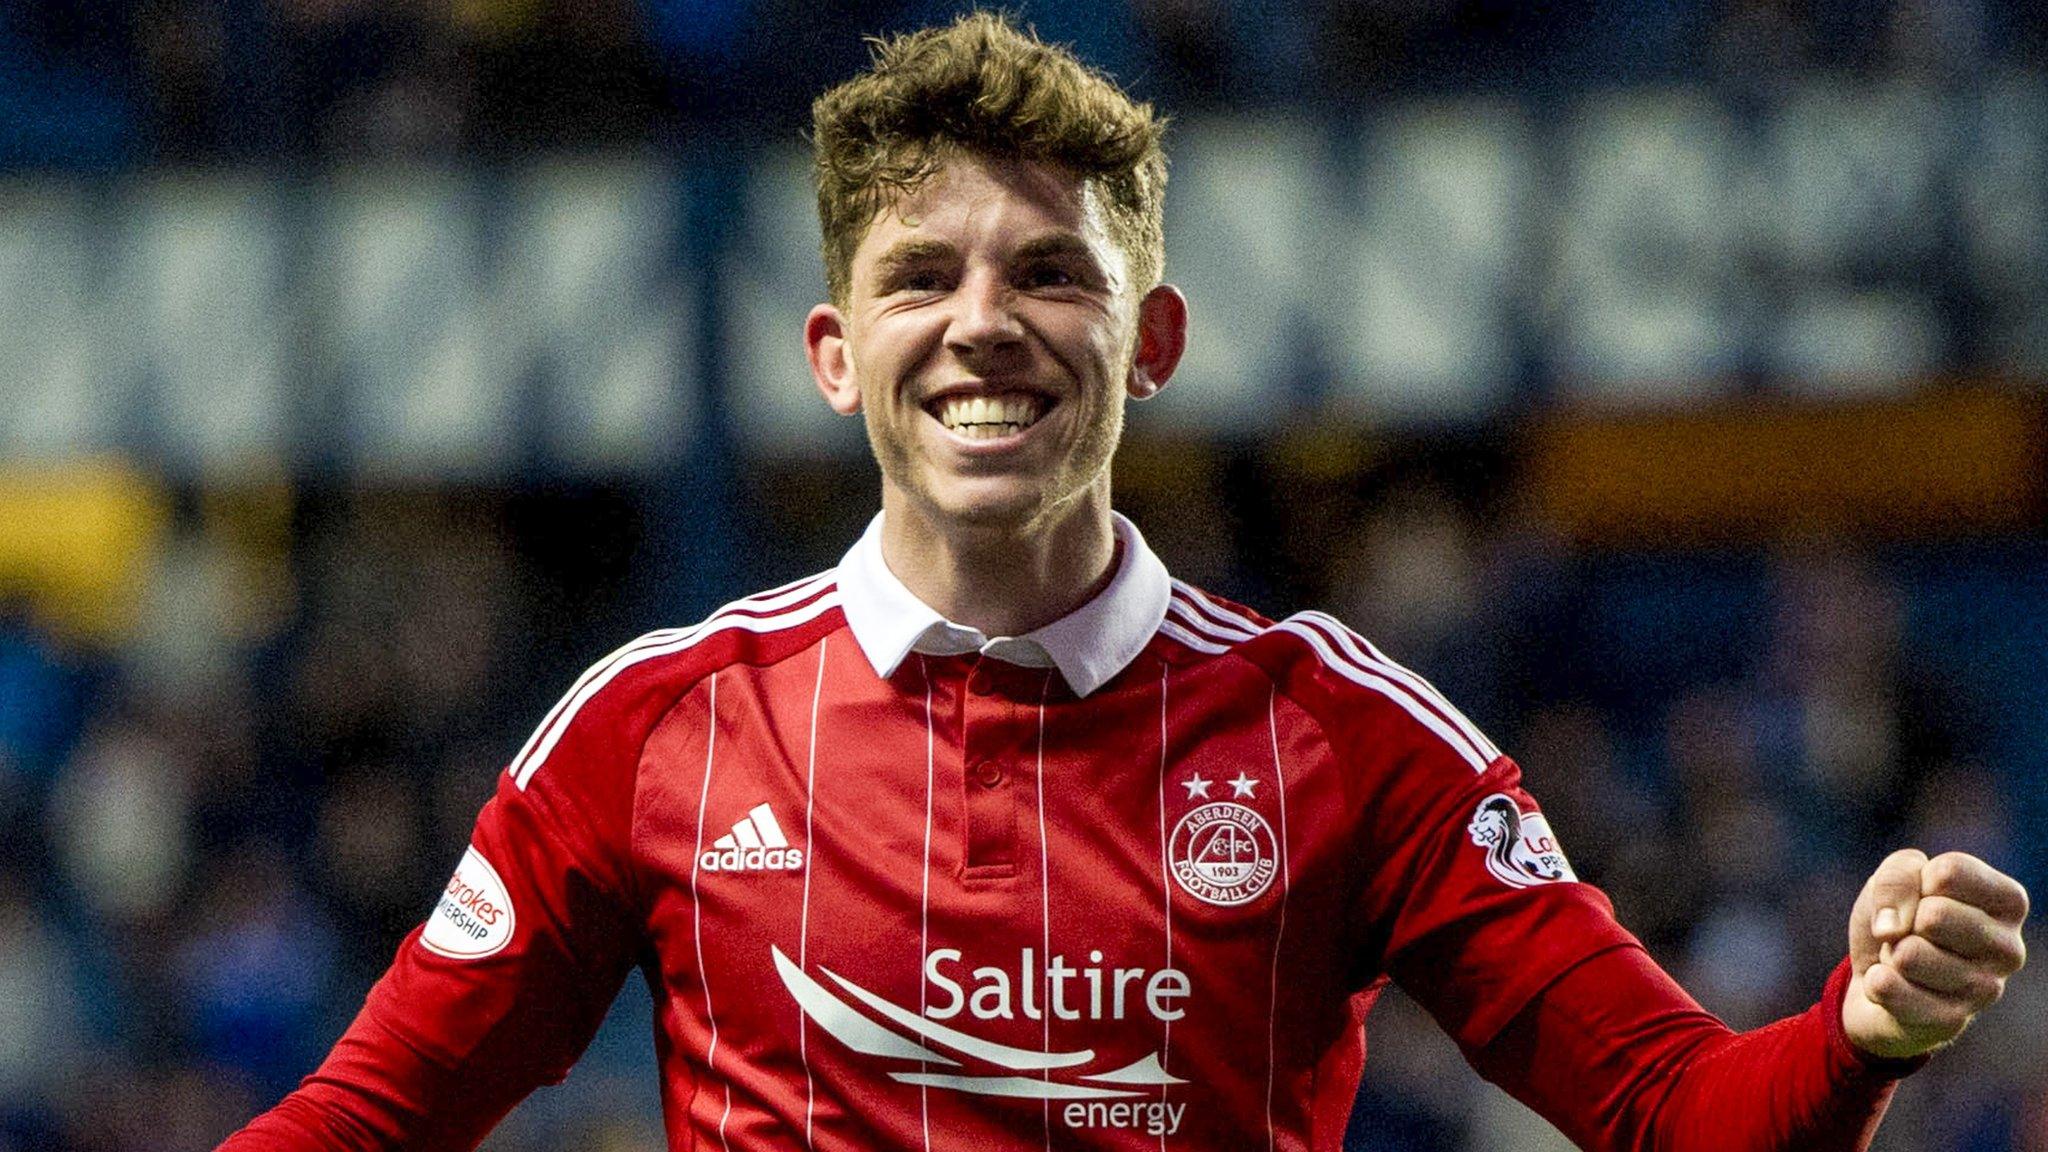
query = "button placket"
(960, 657, 1021, 874)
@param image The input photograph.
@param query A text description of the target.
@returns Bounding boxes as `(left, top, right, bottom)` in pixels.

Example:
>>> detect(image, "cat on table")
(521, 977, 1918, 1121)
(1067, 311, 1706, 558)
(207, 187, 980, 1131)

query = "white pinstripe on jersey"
(916, 656, 935, 1152)
(800, 637, 828, 1149)
(1155, 662, 1174, 1152)
(1261, 685, 1292, 1152)
(688, 673, 735, 1152)
(1034, 672, 1054, 1151)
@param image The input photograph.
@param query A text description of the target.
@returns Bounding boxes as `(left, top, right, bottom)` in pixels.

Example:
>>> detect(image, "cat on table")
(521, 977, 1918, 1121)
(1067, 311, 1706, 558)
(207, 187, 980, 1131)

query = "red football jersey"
(220, 514, 1902, 1152)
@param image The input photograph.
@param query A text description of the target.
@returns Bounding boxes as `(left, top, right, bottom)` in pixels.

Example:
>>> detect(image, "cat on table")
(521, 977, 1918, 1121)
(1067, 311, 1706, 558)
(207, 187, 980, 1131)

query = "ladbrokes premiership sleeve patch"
(1466, 792, 1577, 889)
(422, 845, 517, 959)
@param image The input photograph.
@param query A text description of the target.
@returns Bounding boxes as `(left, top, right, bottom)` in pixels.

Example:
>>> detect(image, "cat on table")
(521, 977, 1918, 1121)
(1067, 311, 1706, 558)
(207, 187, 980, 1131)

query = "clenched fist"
(1843, 849, 2029, 1060)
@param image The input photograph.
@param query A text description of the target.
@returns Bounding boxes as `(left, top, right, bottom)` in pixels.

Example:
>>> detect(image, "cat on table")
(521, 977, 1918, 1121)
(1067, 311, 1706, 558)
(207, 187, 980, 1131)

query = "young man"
(223, 13, 2028, 1151)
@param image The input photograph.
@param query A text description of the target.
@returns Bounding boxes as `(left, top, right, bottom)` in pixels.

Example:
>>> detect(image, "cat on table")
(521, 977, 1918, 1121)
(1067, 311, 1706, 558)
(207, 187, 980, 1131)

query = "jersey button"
(971, 762, 1004, 788)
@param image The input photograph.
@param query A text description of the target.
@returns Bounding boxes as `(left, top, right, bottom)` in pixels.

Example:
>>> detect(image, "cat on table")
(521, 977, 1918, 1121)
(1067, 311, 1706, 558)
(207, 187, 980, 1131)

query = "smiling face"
(806, 153, 1185, 540)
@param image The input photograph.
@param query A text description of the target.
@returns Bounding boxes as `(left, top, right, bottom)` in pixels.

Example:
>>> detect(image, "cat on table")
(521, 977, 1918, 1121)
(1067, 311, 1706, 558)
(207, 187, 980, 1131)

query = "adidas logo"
(698, 803, 805, 873)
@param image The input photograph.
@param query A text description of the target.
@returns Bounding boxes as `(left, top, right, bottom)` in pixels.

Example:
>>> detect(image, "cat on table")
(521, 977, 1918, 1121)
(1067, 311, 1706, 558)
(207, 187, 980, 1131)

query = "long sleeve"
(1469, 945, 1921, 1152)
(1286, 652, 1921, 1152)
(218, 641, 686, 1151)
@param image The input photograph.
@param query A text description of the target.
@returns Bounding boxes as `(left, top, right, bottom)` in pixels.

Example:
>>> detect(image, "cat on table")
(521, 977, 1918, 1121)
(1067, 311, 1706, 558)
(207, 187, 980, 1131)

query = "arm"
(217, 771, 642, 1151)
(1360, 759, 2024, 1152)
(218, 645, 677, 1152)
(1266, 617, 2023, 1152)
(1471, 947, 1907, 1152)
(1465, 850, 2027, 1152)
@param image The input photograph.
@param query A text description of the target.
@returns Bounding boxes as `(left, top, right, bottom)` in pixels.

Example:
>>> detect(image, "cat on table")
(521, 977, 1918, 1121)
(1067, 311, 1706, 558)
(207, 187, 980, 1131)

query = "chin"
(937, 493, 1043, 530)
(923, 478, 1055, 531)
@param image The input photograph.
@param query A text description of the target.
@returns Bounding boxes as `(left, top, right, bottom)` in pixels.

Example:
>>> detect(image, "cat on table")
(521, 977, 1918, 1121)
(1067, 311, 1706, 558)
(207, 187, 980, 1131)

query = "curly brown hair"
(810, 11, 1168, 307)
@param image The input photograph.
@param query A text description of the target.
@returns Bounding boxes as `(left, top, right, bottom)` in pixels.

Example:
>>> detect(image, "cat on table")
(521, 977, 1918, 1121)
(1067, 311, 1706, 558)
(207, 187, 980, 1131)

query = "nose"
(944, 269, 1026, 361)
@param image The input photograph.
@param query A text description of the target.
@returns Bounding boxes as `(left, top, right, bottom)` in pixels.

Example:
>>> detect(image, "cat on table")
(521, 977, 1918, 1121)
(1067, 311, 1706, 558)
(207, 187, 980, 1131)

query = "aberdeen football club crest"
(1169, 802, 1277, 907)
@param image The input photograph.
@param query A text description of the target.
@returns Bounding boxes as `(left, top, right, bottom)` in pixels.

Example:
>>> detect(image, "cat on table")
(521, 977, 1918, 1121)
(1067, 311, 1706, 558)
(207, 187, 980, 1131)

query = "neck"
(878, 484, 1118, 638)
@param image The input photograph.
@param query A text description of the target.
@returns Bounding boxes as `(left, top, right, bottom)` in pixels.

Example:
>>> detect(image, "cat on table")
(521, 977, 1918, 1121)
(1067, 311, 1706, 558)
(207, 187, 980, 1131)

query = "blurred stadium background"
(1, 1, 2045, 1149)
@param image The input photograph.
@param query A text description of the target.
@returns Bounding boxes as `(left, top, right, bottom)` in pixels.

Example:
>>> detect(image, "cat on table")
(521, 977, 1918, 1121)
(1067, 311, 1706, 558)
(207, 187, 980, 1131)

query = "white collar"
(835, 512, 1171, 698)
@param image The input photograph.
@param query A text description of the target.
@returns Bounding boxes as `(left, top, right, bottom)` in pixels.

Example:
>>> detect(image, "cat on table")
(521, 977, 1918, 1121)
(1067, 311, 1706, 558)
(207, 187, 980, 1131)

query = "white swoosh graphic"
(772, 947, 958, 1065)
(1082, 1052, 1188, 1086)
(773, 945, 1178, 1095)
(816, 959, 1095, 1071)
(887, 1073, 1143, 1100)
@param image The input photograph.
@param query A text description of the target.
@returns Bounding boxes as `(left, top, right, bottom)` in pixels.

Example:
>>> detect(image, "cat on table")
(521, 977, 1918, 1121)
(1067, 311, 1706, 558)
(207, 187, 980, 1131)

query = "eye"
(899, 268, 951, 292)
(1017, 262, 1078, 289)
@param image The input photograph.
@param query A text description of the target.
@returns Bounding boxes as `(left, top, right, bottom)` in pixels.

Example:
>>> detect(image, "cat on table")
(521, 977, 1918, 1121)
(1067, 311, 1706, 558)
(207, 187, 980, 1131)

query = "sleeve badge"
(1466, 793, 1578, 889)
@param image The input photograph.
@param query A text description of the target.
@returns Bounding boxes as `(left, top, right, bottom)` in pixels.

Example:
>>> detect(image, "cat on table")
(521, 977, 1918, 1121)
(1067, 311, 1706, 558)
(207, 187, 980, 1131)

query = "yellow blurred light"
(0, 459, 172, 646)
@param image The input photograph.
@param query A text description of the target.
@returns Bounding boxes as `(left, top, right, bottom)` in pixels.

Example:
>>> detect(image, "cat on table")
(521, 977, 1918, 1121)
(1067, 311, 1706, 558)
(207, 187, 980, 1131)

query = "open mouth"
(927, 392, 1051, 441)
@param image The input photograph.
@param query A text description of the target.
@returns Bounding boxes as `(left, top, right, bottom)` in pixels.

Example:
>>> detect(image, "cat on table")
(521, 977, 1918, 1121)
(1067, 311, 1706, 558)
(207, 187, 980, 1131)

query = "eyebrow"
(869, 238, 956, 282)
(1012, 234, 1099, 264)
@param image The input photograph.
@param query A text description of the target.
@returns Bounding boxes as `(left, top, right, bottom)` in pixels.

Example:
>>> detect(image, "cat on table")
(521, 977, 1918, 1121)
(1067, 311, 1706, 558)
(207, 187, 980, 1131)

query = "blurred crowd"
(3, 0, 2047, 169)
(1, 446, 2043, 1151)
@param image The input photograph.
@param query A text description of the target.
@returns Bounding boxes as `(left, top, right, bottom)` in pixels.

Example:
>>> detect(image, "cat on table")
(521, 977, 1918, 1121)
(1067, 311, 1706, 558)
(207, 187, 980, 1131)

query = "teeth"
(936, 394, 1044, 437)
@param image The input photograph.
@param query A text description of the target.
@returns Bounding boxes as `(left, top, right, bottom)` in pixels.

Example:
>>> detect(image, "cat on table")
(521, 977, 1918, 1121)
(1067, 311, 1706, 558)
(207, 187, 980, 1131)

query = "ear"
(806, 303, 862, 415)
(1127, 284, 1188, 399)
